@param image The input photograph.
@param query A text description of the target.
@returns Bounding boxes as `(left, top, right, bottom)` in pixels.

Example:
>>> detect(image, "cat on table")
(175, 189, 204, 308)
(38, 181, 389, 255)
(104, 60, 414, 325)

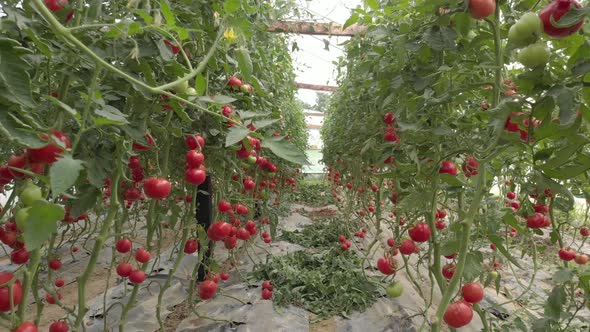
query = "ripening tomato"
(27, 130, 71, 164)
(539, 0, 584, 38)
(0, 272, 23, 312)
(468, 0, 496, 20)
(143, 177, 171, 199)
(443, 300, 474, 328)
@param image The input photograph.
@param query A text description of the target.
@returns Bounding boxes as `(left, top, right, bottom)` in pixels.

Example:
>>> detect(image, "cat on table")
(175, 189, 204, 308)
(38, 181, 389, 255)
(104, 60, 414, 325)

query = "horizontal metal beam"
(269, 21, 367, 36)
(296, 82, 338, 92)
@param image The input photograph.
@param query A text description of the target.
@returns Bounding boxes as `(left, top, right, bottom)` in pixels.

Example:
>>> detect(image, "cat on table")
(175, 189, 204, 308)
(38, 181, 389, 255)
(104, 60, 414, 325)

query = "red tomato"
(184, 239, 199, 254)
(185, 168, 207, 185)
(48, 321, 68, 332)
(48, 259, 62, 270)
(116, 263, 133, 278)
(408, 222, 431, 242)
(128, 270, 146, 284)
(12, 321, 38, 332)
(116, 238, 132, 253)
(539, 0, 584, 38)
(399, 239, 417, 255)
(198, 280, 217, 300)
(377, 257, 396, 275)
(461, 283, 484, 303)
(143, 177, 171, 199)
(0, 272, 23, 312)
(11, 248, 30, 265)
(27, 130, 71, 163)
(468, 0, 496, 20)
(134, 248, 151, 263)
(443, 300, 474, 328)
(439, 161, 458, 176)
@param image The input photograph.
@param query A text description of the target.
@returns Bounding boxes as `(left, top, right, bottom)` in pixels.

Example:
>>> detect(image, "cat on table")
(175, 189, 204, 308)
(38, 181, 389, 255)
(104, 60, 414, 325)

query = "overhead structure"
(296, 82, 338, 92)
(268, 21, 367, 36)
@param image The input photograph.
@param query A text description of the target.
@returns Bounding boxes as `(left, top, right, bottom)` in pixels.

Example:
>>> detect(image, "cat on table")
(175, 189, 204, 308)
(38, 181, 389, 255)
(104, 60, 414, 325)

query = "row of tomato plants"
(322, 0, 590, 331)
(0, 0, 309, 331)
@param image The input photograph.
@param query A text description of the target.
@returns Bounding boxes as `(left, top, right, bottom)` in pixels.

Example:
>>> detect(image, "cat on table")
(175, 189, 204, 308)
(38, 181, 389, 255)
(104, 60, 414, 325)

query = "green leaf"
(0, 112, 46, 148)
(365, 0, 379, 10)
(224, 0, 241, 14)
(572, 59, 590, 77)
(94, 105, 129, 125)
(547, 86, 578, 126)
(49, 156, 85, 198)
(439, 174, 465, 187)
(0, 38, 35, 108)
(424, 26, 457, 51)
(552, 267, 574, 284)
(195, 73, 207, 96)
(160, 0, 176, 26)
(237, 47, 253, 80)
(550, 6, 590, 28)
(225, 127, 251, 147)
(200, 95, 236, 104)
(440, 239, 460, 256)
(488, 234, 523, 269)
(69, 184, 100, 219)
(502, 211, 526, 234)
(544, 286, 566, 320)
(24, 201, 65, 250)
(343, 13, 359, 30)
(252, 119, 279, 130)
(47, 96, 80, 124)
(463, 252, 484, 281)
(261, 137, 310, 165)
(238, 110, 271, 119)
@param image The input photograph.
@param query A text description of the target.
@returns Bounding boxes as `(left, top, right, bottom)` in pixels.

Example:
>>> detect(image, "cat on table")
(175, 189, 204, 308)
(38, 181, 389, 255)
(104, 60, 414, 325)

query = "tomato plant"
(322, 0, 590, 330)
(0, 0, 308, 330)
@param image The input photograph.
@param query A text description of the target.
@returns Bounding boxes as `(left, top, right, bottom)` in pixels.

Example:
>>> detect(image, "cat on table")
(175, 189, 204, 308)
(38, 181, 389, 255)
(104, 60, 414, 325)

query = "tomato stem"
(72, 158, 122, 330)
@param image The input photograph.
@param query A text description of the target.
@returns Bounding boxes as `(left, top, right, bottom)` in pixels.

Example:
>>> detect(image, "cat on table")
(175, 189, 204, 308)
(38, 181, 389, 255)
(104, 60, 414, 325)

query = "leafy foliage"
(251, 249, 378, 320)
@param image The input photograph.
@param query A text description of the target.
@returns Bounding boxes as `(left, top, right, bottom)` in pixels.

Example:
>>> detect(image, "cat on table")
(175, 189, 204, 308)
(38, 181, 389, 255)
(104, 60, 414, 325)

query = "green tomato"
(386, 281, 403, 297)
(15, 207, 30, 231)
(175, 79, 189, 94)
(247, 155, 257, 165)
(517, 43, 550, 68)
(508, 13, 542, 47)
(20, 184, 42, 207)
(518, 13, 542, 36)
(186, 87, 197, 96)
(489, 271, 499, 280)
